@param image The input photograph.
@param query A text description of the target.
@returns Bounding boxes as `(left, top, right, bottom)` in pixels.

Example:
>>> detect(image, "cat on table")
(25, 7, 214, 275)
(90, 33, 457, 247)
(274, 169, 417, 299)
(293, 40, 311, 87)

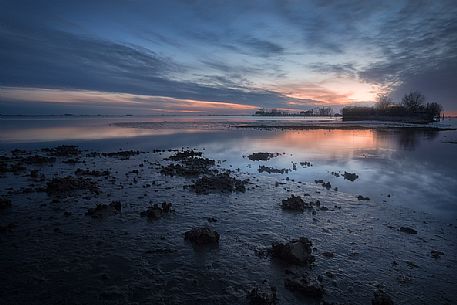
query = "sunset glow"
(1, 1, 455, 114)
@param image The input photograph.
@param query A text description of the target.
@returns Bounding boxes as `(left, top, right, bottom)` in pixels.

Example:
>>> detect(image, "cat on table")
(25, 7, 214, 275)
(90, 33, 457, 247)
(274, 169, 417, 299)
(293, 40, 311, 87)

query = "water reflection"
(0, 117, 211, 142)
(1, 117, 456, 219)
(376, 129, 440, 150)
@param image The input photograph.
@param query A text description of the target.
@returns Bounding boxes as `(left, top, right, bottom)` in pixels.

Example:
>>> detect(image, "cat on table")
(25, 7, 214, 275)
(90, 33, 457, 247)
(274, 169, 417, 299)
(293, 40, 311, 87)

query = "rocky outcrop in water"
(162, 150, 216, 177)
(247, 284, 277, 305)
(86, 201, 121, 218)
(46, 176, 99, 195)
(141, 202, 173, 220)
(272, 237, 315, 265)
(248, 152, 281, 161)
(281, 195, 306, 211)
(357, 195, 370, 200)
(258, 166, 288, 174)
(101, 150, 140, 159)
(167, 150, 202, 161)
(343, 171, 359, 181)
(284, 271, 323, 298)
(399, 227, 417, 234)
(184, 227, 220, 245)
(42, 145, 81, 157)
(75, 168, 110, 177)
(23, 155, 56, 165)
(190, 172, 248, 194)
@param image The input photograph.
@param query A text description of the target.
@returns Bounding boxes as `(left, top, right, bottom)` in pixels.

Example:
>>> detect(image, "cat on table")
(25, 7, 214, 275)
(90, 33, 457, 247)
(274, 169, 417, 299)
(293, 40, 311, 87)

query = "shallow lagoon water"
(1, 116, 457, 305)
(1, 116, 457, 219)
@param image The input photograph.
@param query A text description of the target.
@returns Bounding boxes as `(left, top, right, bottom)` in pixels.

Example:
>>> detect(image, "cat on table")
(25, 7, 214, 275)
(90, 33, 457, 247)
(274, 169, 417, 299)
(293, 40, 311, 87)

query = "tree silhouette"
(401, 91, 426, 112)
(425, 102, 442, 119)
(375, 93, 393, 110)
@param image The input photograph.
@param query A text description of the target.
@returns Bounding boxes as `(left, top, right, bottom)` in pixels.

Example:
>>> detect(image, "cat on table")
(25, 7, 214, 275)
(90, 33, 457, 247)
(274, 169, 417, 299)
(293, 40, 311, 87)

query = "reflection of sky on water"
(1, 117, 456, 219)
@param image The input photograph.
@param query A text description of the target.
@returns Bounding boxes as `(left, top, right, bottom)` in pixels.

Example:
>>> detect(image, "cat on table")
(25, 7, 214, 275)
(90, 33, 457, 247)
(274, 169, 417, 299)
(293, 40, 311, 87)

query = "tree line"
(343, 91, 443, 122)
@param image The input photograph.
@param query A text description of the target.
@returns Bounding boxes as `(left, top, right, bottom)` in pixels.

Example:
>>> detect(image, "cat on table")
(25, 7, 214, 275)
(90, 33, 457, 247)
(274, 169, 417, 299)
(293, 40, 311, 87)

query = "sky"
(0, 0, 456, 115)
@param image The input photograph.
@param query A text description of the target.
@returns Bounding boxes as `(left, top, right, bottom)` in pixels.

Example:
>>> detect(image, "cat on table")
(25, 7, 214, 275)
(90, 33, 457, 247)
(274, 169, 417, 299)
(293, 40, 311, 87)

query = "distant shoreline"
(233, 120, 456, 131)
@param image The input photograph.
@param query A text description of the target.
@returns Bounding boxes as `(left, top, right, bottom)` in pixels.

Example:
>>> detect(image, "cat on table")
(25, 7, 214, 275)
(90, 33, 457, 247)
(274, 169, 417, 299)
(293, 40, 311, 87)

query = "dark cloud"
(0, 18, 287, 109)
(1, 0, 456, 113)
(356, 1, 457, 107)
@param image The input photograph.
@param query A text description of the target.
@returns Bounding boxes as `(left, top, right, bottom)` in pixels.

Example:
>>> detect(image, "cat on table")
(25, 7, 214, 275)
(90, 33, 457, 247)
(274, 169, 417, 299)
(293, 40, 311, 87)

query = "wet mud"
(0, 145, 456, 305)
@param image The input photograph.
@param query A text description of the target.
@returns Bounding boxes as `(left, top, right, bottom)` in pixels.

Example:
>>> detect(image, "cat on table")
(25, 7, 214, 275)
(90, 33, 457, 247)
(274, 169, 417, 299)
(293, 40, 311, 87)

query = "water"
(1, 116, 456, 220)
(1, 116, 457, 305)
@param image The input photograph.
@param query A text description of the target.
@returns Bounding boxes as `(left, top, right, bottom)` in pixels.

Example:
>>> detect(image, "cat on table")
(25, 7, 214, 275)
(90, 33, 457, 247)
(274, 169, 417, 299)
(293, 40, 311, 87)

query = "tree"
(401, 91, 426, 112)
(425, 102, 442, 119)
(375, 94, 393, 110)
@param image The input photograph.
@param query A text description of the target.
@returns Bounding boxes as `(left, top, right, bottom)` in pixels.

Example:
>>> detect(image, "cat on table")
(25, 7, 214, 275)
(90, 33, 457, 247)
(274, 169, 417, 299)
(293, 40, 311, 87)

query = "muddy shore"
(1, 144, 456, 305)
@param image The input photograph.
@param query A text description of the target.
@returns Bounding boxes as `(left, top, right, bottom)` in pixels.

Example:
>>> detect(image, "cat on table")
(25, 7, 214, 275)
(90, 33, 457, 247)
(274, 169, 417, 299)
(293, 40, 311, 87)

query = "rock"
(86, 201, 121, 218)
(23, 155, 56, 164)
(247, 285, 277, 305)
(372, 289, 394, 305)
(101, 150, 140, 159)
(141, 202, 173, 219)
(190, 172, 248, 194)
(0, 197, 12, 210)
(322, 181, 331, 190)
(161, 157, 216, 177)
(271, 237, 315, 265)
(248, 152, 281, 161)
(75, 168, 110, 177)
(284, 273, 323, 298)
(399, 227, 417, 234)
(431, 250, 444, 258)
(343, 171, 359, 181)
(184, 227, 220, 245)
(281, 195, 306, 212)
(42, 145, 81, 157)
(46, 176, 99, 195)
(141, 206, 162, 219)
(11, 149, 28, 156)
(357, 195, 370, 200)
(167, 150, 203, 161)
(258, 166, 288, 174)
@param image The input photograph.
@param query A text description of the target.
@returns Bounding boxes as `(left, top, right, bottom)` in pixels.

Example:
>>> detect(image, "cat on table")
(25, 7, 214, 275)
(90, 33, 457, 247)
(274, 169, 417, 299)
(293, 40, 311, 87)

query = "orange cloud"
(270, 79, 381, 106)
(0, 87, 257, 113)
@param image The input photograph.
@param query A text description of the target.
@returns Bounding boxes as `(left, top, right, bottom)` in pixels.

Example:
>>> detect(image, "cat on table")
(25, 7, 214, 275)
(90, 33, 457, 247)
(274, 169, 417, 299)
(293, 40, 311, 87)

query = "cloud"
(308, 63, 358, 78)
(237, 36, 284, 57)
(0, 87, 258, 115)
(356, 1, 457, 105)
(0, 18, 288, 109)
(1, 0, 456, 113)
